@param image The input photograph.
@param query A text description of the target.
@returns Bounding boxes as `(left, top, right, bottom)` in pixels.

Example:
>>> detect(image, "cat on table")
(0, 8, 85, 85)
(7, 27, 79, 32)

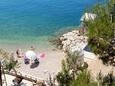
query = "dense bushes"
(56, 51, 92, 86)
(56, 51, 115, 86)
(0, 49, 19, 72)
(71, 70, 97, 86)
(86, 0, 115, 65)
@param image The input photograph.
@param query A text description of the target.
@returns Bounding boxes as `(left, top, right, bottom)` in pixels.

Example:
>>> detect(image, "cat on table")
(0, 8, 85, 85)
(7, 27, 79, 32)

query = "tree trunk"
(0, 61, 2, 86)
(2, 65, 7, 86)
(7, 72, 46, 86)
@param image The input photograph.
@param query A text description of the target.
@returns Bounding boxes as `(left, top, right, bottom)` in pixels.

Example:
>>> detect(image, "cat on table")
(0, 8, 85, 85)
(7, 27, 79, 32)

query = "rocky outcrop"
(59, 30, 88, 52)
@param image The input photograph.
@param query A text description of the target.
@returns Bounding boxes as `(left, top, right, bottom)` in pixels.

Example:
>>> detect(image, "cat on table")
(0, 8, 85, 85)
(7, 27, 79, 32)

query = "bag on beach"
(40, 53, 45, 58)
(24, 58, 30, 64)
(34, 59, 39, 64)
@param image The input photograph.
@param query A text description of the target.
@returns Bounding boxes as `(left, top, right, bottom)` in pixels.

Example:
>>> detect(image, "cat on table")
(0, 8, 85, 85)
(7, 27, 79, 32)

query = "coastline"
(0, 0, 109, 85)
(0, 36, 54, 52)
(1, 28, 115, 85)
(0, 26, 80, 52)
(52, 28, 115, 78)
(0, 35, 66, 81)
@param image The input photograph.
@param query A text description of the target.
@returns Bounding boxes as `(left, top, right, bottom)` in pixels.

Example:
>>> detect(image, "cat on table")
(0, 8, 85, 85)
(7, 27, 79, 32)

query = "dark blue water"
(0, 0, 100, 49)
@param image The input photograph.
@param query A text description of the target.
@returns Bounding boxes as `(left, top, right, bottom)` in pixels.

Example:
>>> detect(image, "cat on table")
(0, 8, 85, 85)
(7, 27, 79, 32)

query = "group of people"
(11, 46, 39, 65)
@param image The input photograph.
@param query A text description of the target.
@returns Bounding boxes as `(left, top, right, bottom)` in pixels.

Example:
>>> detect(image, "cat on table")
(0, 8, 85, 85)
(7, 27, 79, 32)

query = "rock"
(114, 58, 115, 62)
(112, 62, 115, 66)
(59, 29, 87, 52)
(60, 36, 64, 41)
(66, 32, 76, 36)
(72, 30, 79, 34)
(109, 57, 114, 60)
(60, 36, 67, 41)
(113, 47, 115, 50)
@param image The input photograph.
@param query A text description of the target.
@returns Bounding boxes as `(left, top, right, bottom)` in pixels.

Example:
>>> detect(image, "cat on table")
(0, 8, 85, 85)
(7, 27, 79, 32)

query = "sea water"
(0, 0, 100, 50)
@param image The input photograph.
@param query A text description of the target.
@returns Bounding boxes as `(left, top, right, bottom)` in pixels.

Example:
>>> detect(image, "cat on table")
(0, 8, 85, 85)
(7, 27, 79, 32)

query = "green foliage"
(87, 4, 113, 44)
(96, 71, 115, 86)
(56, 51, 115, 86)
(0, 49, 9, 60)
(66, 51, 83, 72)
(56, 51, 90, 86)
(56, 59, 72, 86)
(3, 60, 19, 72)
(107, 0, 115, 11)
(86, 1, 115, 64)
(71, 70, 97, 86)
(0, 49, 19, 73)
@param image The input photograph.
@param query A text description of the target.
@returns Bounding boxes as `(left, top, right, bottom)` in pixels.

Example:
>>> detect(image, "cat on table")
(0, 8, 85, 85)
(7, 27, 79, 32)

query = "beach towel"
(40, 53, 45, 58)
(37, 53, 46, 59)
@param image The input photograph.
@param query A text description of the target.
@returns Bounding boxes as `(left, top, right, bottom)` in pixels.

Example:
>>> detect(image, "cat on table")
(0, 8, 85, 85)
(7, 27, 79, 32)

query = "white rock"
(66, 32, 75, 36)
(67, 36, 75, 41)
(60, 29, 88, 53)
(60, 36, 64, 41)
(72, 30, 79, 34)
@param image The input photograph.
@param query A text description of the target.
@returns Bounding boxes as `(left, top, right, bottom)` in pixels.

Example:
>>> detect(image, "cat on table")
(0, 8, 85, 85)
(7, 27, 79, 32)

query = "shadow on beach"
(84, 44, 91, 52)
(30, 61, 39, 69)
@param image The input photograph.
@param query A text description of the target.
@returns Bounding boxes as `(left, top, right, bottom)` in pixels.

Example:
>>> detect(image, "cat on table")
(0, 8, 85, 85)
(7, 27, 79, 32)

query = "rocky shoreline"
(52, 29, 88, 53)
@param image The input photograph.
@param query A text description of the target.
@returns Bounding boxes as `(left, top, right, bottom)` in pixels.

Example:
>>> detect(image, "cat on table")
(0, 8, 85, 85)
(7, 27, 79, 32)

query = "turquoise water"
(0, 0, 100, 50)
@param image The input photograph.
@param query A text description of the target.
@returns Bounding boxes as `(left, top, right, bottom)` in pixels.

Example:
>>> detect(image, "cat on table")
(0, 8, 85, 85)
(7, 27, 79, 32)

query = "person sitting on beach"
(30, 46, 39, 64)
(16, 49, 24, 58)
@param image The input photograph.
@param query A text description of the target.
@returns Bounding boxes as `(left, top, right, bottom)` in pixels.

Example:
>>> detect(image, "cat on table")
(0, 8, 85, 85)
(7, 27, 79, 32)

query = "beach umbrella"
(25, 50, 37, 61)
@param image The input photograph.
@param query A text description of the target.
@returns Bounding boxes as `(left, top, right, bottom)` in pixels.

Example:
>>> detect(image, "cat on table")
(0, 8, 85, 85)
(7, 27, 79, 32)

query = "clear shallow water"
(0, 0, 100, 50)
